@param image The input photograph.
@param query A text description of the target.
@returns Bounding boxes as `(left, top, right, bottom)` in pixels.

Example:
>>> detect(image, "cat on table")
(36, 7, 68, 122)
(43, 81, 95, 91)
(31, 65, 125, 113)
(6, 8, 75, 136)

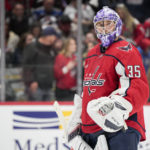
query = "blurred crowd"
(4, 0, 150, 101)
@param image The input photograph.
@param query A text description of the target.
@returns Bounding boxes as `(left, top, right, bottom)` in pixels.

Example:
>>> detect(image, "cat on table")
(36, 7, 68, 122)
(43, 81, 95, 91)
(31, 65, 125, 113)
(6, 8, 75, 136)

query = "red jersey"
(54, 53, 76, 90)
(81, 39, 149, 141)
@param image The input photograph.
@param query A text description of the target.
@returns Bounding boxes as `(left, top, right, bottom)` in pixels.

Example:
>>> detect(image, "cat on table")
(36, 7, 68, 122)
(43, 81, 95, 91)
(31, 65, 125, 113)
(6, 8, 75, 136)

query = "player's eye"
(96, 22, 104, 27)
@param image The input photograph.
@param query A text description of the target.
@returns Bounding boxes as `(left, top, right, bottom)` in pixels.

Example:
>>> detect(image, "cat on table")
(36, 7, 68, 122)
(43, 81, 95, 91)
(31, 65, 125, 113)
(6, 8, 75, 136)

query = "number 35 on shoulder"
(127, 65, 141, 78)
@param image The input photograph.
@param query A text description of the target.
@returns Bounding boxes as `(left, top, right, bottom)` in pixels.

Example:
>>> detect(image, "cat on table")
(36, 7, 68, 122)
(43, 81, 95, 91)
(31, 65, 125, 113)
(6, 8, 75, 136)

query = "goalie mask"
(93, 6, 122, 47)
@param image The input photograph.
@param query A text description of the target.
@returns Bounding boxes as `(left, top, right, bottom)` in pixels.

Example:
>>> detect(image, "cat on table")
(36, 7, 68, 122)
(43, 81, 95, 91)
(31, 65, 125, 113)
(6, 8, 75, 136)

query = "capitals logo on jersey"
(117, 43, 132, 51)
(83, 66, 105, 95)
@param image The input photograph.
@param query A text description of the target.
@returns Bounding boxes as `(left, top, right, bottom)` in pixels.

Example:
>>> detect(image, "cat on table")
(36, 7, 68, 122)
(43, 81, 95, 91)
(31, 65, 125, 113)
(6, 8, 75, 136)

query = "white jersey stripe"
(111, 62, 130, 96)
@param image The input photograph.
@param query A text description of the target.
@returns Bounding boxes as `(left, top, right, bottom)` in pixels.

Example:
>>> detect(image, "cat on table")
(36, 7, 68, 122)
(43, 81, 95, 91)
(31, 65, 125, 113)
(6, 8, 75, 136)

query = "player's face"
(95, 20, 116, 35)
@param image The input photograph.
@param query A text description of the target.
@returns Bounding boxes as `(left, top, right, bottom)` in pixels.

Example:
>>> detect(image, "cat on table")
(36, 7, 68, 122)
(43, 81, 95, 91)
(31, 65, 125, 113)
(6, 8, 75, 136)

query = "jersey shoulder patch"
(117, 43, 132, 52)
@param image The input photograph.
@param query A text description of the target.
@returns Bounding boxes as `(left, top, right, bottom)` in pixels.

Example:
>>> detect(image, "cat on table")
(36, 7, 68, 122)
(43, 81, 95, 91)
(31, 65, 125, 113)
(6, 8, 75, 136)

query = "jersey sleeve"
(112, 46, 149, 116)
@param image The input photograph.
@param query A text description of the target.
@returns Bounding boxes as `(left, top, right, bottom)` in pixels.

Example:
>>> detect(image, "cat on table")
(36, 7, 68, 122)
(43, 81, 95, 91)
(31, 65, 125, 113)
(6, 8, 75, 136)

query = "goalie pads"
(94, 135, 108, 150)
(87, 95, 133, 133)
(66, 94, 82, 138)
(69, 135, 92, 150)
(66, 94, 93, 150)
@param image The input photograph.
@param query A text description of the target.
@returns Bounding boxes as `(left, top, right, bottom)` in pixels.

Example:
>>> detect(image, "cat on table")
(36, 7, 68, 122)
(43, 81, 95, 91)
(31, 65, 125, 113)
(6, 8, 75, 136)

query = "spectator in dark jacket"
(23, 26, 58, 101)
(7, 2, 30, 36)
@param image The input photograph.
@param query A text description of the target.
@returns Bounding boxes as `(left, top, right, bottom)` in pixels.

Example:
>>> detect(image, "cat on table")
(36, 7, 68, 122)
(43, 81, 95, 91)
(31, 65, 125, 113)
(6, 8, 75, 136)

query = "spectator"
(84, 32, 97, 45)
(30, 22, 42, 39)
(83, 41, 95, 59)
(83, 32, 97, 59)
(115, 3, 140, 42)
(23, 27, 58, 101)
(32, 0, 67, 11)
(53, 38, 64, 55)
(138, 38, 150, 74)
(63, 0, 77, 24)
(124, 0, 145, 22)
(5, 21, 20, 67)
(7, 2, 30, 36)
(82, 0, 95, 33)
(13, 32, 34, 66)
(135, 18, 150, 47)
(57, 15, 73, 39)
(138, 38, 150, 102)
(143, 18, 150, 39)
(133, 23, 145, 46)
(54, 37, 77, 101)
(33, 0, 62, 29)
(64, 0, 94, 34)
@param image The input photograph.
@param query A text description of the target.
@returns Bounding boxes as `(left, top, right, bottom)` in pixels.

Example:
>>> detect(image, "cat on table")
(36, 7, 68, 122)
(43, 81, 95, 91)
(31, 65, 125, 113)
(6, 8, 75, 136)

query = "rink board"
(0, 102, 150, 150)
